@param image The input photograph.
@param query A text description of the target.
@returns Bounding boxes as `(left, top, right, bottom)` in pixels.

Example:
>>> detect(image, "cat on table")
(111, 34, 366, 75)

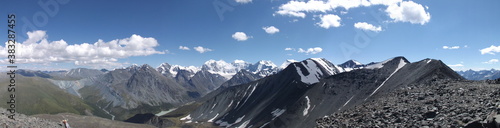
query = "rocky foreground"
(0, 108, 156, 128)
(0, 108, 61, 127)
(316, 79, 500, 127)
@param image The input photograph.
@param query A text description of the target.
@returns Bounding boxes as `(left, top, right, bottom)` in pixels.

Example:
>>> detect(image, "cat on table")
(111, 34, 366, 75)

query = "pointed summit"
(339, 60, 364, 69)
(280, 59, 298, 69)
(365, 56, 410, 69)
(288, 58, 344, 84)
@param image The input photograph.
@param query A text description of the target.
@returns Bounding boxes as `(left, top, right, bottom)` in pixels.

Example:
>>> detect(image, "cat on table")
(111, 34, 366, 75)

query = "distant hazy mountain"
(456, 69, 500, 80)
(16, 69, 52, 78)
(46, 68, 104, 80)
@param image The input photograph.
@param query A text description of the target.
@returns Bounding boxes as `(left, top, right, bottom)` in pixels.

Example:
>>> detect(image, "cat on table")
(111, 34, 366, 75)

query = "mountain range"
(456, 69, 500, 80)
(3, 57, 499, 128)
(147, 57, 464, 128)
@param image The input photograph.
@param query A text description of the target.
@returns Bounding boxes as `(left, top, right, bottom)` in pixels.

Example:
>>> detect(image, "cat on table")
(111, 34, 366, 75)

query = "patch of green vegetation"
(78, 86, 114, 119)
(0, 76, 94, 116)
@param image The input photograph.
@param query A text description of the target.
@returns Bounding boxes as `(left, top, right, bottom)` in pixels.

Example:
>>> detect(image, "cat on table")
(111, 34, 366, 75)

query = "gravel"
(0, 108, 62, 128)
(316, 80, 500, 127)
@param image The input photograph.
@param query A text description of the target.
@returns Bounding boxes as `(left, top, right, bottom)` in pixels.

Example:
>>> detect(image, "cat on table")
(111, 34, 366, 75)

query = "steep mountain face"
(248, 60, 279, 77)
(456, 69, 500, 80)
(175, 57, 463, 128)
(202, 60, 246, 79)
(178, 58, 343, 127)
(157, 63, 199, 78)
(187, 70, 228, 97)
(125, 65, 189, 105)
(157, 63, 175, 77)
(79, 64, 192, 120)
(201, 59, 279, 80)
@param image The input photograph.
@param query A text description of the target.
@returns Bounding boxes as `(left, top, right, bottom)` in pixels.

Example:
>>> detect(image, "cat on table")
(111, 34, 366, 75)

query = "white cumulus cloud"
(317, 14, 341, 29)
(275, 0, 402, 18)
(275, 0, 331, 18)
(263, 26, 280, 34)
(275, 0, 431, 27)
(232, 32, 251, 41)
(0, 30, 164, 67)
(193, 46, 213, 53)
(354, 22, 382, 32)
(480, 45, 500, 55)
(385, 1, 431, 25)
(235, 0, 252, 4)
(482, 59, 499, 64)
(442, 46, 460, 50)
(298, 47, 323, 54)
(179, 46, 190, 50)
(285, 48, 295, 51)
(448, 64, 464, 67)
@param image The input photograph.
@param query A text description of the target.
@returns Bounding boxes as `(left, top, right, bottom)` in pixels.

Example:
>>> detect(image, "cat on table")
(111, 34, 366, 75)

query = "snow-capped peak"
(293, 58, 344, 84)
(280, 59, 298, 69)
(340, 60, 364, 68)
(310, 58, 344, 75)
(294, 59, 323, 84)
(202, 60, 240, 79)
(250, 60, 277, 72)
(249, 60, 278, 77)
(364, 58, 395, 69)
(157, 63, 200, 77)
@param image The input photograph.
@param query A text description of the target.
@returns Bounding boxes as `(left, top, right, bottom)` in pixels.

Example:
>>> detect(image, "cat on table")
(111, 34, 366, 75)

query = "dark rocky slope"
(316, 80, 500, 127)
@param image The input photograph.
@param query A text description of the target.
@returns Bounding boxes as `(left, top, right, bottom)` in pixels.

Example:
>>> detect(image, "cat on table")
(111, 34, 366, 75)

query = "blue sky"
(1, 0, 499, 71)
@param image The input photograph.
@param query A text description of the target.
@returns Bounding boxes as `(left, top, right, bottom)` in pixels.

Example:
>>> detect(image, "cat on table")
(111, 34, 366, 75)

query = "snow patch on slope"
(339, 95, 355, 111)
(366, 58, 408, 99)
(295, 60, 323, 84)
(180, 114, 192, 123)
(280, 59, 298, 69)
(271, 108, 286, 118)
(310, 58, 336, 75)
(208, 113, 219, 122)
(241, 84, 258, 106)
(303, 96, 311, 116)
(237, 120, 251, 128)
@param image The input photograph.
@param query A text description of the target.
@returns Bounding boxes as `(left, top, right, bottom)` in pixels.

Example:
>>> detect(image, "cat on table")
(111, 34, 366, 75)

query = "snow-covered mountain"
(248, 60, 279, 77)
(280, 59, 298, 69)
(293, 58, 344, 84)
(157, 63, 200, 78)
(202, 60, 251, 79)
